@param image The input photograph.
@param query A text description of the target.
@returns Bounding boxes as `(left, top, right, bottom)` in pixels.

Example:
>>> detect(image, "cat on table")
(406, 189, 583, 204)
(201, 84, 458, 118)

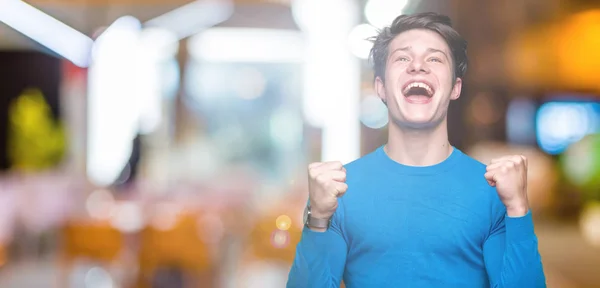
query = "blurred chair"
(235, 209, 303, 288)
(136, 212, 215, 288)
(59, 220, 124, 287)
(247, 213, 302, 263)
(240, 206, 346, 287)
(0, 243, 6, 268)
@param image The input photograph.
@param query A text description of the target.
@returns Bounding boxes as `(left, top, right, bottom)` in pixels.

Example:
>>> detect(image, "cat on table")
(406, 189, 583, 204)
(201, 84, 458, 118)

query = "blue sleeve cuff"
(300, 227, 341, 253)
(297, 226, 348, 271)
(504, 210, 536, 242)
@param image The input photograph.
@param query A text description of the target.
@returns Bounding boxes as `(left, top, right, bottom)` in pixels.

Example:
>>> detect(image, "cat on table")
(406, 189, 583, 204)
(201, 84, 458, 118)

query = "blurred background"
(0, 0, 599, 287)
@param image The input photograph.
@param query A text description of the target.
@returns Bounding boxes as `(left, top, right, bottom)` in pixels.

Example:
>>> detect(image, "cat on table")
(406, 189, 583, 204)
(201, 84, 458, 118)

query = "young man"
(287, 12, 546, 288)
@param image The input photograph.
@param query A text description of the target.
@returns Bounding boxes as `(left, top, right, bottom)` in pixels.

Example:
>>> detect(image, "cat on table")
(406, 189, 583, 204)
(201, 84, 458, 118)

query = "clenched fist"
(308, 161, 348, 220)
(484, 155, 530, 217)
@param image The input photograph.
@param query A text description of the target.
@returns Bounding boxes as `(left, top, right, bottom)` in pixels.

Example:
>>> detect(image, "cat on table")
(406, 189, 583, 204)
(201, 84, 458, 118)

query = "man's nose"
(407, 59, 429, 74)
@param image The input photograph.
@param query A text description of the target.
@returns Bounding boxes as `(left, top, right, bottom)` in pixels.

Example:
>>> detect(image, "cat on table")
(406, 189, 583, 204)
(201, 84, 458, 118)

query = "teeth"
(405, 82, 433, 95)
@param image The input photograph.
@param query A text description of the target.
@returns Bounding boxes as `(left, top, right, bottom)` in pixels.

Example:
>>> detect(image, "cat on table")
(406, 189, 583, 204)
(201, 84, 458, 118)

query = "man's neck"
(385, 118, 453, 167)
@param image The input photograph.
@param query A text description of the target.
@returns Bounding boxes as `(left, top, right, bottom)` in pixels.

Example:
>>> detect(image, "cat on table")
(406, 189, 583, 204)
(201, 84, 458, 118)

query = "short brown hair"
(369, 12, 468, 82)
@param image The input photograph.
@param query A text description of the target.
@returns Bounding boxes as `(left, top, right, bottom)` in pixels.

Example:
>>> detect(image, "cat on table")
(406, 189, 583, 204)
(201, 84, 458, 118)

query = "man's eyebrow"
(427, 48, 449, 60)
(390, 46, 412, 55)
(388, 46, 451, 62)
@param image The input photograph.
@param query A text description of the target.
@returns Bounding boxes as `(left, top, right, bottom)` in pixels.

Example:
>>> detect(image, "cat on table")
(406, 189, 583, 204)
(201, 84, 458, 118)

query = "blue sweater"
(287, 146, 546, 288)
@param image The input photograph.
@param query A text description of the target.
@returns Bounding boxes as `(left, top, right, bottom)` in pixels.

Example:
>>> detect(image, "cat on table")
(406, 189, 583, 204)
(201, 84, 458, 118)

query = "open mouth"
(402, 81, 435, 103)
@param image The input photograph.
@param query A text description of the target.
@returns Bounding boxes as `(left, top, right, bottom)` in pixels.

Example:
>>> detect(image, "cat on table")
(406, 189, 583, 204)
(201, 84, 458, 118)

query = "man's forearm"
(287, 228, 347, 288)
(485, 211, 547, 288)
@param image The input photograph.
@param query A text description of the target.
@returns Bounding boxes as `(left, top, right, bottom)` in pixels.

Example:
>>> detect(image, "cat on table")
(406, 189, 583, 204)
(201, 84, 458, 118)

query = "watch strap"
(305, 205, 331, 229)
(307, 215, 331, 229)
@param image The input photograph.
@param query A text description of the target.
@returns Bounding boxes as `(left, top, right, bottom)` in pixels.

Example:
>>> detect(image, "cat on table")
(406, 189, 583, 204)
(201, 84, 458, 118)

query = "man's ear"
(450, 77, 462, 100)
(375, 76, 387, 105)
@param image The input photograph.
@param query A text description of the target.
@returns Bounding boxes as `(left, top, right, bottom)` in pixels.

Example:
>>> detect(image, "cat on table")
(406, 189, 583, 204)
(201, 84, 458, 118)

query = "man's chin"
(391, 115, 440, 129)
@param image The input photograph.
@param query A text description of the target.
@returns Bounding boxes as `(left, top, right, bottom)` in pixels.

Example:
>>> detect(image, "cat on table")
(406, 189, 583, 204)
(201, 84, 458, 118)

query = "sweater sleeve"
(286, 199, 347, 288)
(483, 207, 547, 288)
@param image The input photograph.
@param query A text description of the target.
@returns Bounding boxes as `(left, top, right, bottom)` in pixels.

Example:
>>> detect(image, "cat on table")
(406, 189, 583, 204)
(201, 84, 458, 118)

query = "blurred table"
(0, 219, 598, 288)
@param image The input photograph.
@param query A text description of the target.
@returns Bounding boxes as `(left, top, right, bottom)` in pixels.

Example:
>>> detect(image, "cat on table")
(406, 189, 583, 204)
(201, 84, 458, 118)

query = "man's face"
(375, 29, 462, 129)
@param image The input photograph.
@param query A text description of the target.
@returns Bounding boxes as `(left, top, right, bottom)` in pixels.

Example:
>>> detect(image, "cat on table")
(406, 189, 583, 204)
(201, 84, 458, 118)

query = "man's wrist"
(304, 204, 332, 231)
(310, 210, 332, 220)
(506, 204, 529, 217)
(308, 200, 332, 219)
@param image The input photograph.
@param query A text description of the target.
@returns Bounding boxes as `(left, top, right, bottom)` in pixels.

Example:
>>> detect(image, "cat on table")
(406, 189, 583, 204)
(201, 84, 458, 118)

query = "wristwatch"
(303, 204, 331, 229)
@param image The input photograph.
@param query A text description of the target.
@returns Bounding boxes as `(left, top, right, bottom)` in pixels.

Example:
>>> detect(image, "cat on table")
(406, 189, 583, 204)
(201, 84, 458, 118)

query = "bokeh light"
(360, 95, 388, 129)
(348, 24, 378, 59)
(292, 0, 357, 33)
(275, 215, 292, 231)
(150, 202, 180, 231)
(580, 202, 600, 248)
(506, 98, 537, 145)
(84, 266, 114, 288)
(270, 230, 290, 249)
(364, 0, 409, 29)
(536, 102, 600, 155)
(562, 134, 600, 197)
(109, 201, 143, 233)
(555, 10, 600, 90)
(85, 189, 116, 220)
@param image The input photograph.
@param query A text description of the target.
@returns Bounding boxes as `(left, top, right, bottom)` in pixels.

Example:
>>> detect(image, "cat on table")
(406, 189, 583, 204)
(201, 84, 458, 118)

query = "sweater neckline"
(376, 145, 462, 176)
